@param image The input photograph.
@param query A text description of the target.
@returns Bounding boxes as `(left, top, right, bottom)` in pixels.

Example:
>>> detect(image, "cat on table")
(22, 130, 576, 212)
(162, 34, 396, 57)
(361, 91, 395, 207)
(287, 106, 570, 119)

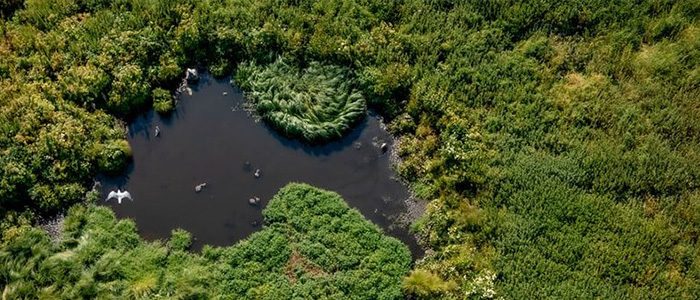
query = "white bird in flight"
(106, 189, 133, 204)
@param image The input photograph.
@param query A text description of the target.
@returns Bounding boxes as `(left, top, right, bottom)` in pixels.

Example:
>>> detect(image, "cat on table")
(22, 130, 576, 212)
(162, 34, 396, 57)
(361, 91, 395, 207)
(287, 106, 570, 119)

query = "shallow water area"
(99, 73, 422, 257)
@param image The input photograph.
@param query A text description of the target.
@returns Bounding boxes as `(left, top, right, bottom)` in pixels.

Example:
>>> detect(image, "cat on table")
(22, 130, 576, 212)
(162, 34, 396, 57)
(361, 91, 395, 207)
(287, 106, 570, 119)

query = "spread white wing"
(121, 191, 133, 201)
(106, 191, 117, 202)
(106, 190, 133, 204)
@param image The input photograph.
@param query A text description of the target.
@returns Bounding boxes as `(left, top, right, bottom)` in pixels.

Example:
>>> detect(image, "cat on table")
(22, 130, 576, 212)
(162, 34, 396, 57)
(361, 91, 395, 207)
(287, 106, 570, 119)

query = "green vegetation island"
(1, 0, 699, 299)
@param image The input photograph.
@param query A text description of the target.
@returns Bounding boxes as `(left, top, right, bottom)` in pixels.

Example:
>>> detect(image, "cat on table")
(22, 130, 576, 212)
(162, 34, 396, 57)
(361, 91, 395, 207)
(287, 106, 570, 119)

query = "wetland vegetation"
(1, 184, 411, 298)
(1, 0, 699, 299)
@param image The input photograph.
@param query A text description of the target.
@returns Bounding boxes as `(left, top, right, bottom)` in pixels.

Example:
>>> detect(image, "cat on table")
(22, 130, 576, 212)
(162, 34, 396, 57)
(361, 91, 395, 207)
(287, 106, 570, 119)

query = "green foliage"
(2, 0, 700, 299)
(167, 229, 191, 251)
(1, 184, 411, 299)
(152, 88, 174, 114)
(1, 205, 218, 299)
(473, 153, 700, 298)
(58, 64, 110, 106)
(236, 58, 367, 142)
(95, 139, 132, 175)
(403, 269, 458, 298)
(1, 0, 189, 219)
(220, 183, 411, 299)
(396, 1, 700, 296)
(0, 86, 125, 216)
(107, 64, 150, 114)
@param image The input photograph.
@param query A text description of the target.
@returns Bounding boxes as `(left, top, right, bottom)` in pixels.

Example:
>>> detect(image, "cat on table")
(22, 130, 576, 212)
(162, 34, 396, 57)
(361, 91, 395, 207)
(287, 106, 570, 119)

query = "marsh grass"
(235, 58, 366, 142)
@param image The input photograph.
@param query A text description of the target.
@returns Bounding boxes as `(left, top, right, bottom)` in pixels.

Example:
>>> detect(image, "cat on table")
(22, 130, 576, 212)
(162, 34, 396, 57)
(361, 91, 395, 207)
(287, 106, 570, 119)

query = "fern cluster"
(236, 58, 366, 142)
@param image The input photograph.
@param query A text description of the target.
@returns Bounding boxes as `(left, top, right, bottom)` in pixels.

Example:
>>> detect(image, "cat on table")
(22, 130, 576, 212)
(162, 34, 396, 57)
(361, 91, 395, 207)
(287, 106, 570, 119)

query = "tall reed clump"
(235, 58, 366, 142)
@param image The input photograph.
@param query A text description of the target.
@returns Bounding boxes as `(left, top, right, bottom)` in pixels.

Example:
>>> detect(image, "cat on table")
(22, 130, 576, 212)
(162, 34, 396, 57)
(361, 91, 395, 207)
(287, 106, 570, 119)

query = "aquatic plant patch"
(236, 59, 366, 142)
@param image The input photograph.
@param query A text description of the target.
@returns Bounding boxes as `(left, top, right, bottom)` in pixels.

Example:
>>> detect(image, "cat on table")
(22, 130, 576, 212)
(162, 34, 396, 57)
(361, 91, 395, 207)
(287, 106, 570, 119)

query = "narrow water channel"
(99, 73, 423, 257)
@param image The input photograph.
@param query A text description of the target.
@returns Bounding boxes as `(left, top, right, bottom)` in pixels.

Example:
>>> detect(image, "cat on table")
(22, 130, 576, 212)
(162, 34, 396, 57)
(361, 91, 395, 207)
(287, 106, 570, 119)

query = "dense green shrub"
(219, 183, 411, 299)
(236, 58, 367, 142)
(106, 64, 150, 115)
(151, 88, 174, 114)
(57, 64, 110, 106)
(95, 140, 132, 175)
(167, 228, 192, 251)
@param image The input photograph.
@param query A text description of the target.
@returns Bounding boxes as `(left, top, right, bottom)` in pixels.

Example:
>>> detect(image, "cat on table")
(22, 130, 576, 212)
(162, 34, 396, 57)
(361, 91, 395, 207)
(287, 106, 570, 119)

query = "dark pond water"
(99, 73, 423, 257)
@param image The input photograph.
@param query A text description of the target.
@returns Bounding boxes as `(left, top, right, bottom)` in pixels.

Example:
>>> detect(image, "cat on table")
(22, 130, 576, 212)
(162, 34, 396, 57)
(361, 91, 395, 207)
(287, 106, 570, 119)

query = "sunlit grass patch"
(235, 58, 366, 142)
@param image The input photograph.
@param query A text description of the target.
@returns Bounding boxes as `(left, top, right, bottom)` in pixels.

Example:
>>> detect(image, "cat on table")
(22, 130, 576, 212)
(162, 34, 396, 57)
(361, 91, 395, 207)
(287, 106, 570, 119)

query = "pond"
(99, 73, 423, 257)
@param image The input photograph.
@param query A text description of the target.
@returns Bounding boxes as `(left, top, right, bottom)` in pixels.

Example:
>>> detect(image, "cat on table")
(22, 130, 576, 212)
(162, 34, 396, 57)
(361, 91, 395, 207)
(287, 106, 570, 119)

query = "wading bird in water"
(106, 189, 133, 204)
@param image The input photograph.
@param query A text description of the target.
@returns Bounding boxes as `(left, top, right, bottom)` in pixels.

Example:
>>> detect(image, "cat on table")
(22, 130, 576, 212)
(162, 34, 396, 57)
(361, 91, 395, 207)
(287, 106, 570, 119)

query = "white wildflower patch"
(464, 270, 498, 299)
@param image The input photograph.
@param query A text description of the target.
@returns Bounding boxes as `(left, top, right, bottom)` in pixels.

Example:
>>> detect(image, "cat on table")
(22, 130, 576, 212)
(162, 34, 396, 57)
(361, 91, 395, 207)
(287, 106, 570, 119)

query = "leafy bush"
(106, 64, 150, 115)
(235, 58, 367, 142)
(167, 228, 191, 251)
(96, 140, 132, 175)
(58, 64, 110, 106)
(220, 183, 412, 298)
(151, 88, 174, 114)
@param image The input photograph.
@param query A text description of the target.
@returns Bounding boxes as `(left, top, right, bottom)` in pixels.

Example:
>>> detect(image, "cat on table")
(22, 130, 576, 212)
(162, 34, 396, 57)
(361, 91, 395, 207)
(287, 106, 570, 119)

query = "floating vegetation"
(235, 58, 366, 142)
